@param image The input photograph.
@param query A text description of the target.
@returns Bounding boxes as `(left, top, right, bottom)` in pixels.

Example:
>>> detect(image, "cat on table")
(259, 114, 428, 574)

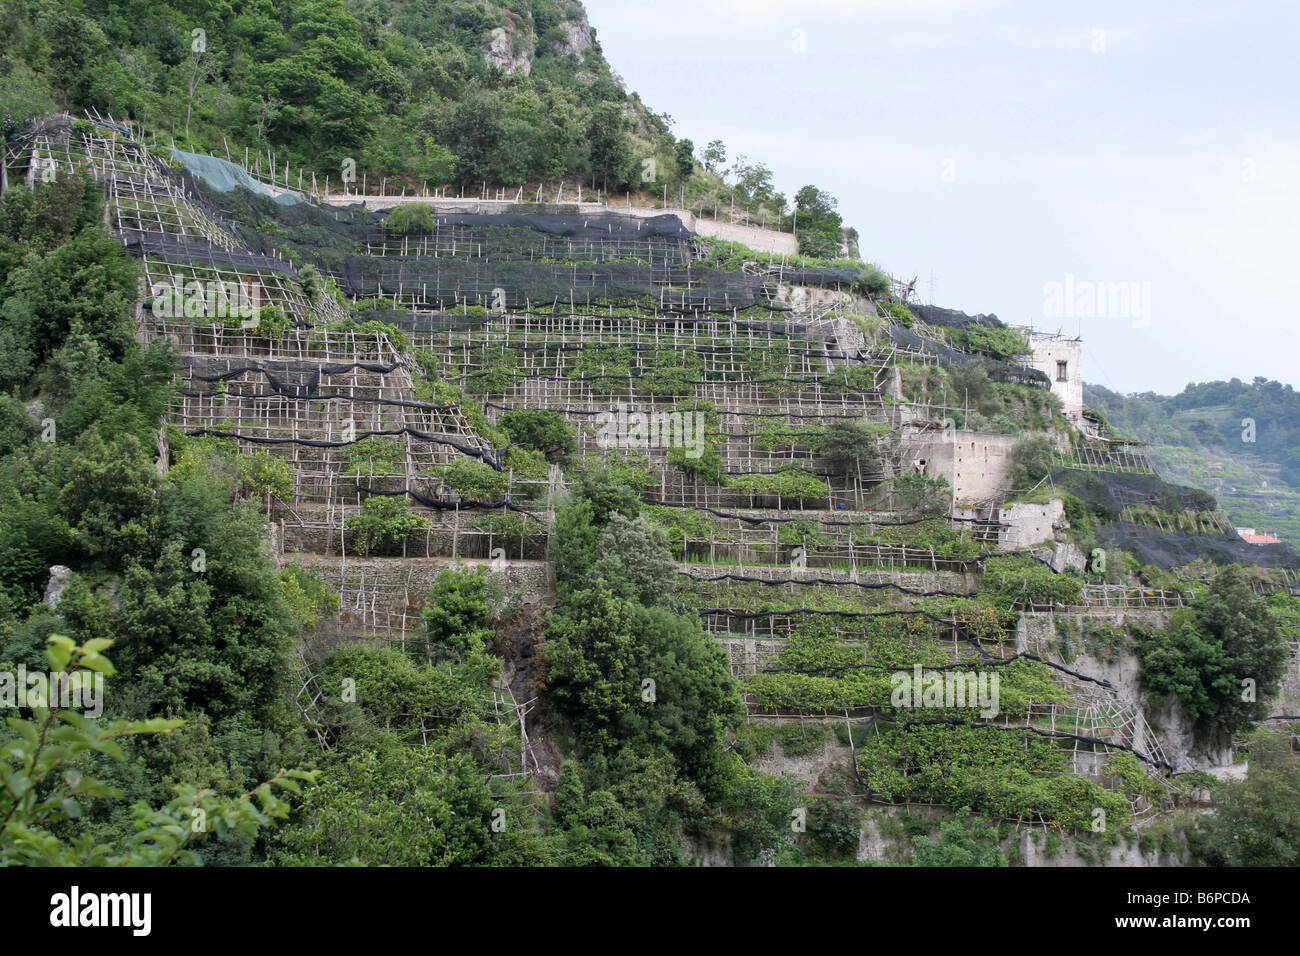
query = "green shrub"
(725, 467, 829, 500)
(345, 496, 430, 555)
(384, 203, 435, 235)
(1136, 566, 1288, 735)
(236, 451, 295, 509)
(499, 408, 575, 463)
(816, 420, 887, 476)
(423, 567, 494, 658)
(882, 302, 914, 328)
(889, 472, 950, 513)
(979, 555, 1083, 608)
(345, 438, 406, 477)
(433, 457, 509, 500)
(1009, 434, 1057, 490)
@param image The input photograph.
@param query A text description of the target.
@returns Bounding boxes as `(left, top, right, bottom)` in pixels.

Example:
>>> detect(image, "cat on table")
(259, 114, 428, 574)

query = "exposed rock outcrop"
(484, 23, 535, 75)
(549, 16, 592, 61)
(43, 565, 73, 609)
(480, 4, 595, 76)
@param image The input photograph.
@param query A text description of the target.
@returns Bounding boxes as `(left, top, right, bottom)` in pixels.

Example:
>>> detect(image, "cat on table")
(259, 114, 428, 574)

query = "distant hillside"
(1085, 378, 1300, 548)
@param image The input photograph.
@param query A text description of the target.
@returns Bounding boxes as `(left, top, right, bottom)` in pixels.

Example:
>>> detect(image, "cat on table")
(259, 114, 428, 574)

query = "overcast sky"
(583, 0, 1300, 396)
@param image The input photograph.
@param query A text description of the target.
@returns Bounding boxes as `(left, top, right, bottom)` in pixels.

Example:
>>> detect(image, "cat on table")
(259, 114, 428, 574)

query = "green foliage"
(551, 499, 602, 594)
(1, 637, 312, 866)
(643, 504, 724, 550)
(243, 304, 295, 339)
(945, 323, 1031, 359)
(1136, 565, 1288, 735)
(0, 185, 139, 389)
(778, 723, 830, 758)
(719, 762, 804, 865)
(275, 745, 494, 866)
(322, 642, 486, 738)
(859, 721, 1128, 830)
(745, 625, 1061, 715)
(1009, 434, 1058, 490)
(1061, 492, 1091, 535)
(1188, 729, 1300, 866)
(946, 359, 991, 408)
(414, 370, 508, 447)
(889, 472, 950, 513)
(725, 467, 830, 500)
(566, 345, 630, 393)
(499, 407, 575, 463)
(979, 555, 1083, 608)
(434, 456, 509, 501)
(693, 237, 884, 294)
(570, 456, 645, 524)
(778, 518, 832, 548)
(590, 513, 678, 607)
(236, 451, 295, 509)
(882, 302, 914, 328)
(817, 420, 887, 476)
(806, 798, 860, 857)
(278, 564, 339, 631)
(546, 461, 750, 807)
(55, 346, 175, 448)
(383, 203, 435, 235)
(668, 440, 724, 485)
(422, 568, 495, 659)
(504, 445, 550, 483)
(641, 350, 704, 396)
(0, 412, 306, 732)
(908, 808, 1007, 866)
(344, 496, 430, 555)
(851, 516, 982, 560)
(545, 582, 742, 780)
(752, 421, 823, 451)
(345, 438, 406, 477)
(1103, 750, 1168, 806)
(794, 185, 844, 258)
(326, 316, 411, 352)
(0, 171, 103, 254)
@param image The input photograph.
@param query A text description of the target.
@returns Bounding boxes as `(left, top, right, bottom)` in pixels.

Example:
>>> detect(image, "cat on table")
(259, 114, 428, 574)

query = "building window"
(1056, 360, 1068, 382)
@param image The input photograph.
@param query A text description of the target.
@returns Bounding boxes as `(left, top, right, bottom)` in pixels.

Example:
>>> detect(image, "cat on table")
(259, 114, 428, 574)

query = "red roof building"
(1237, 528, 1283, 545)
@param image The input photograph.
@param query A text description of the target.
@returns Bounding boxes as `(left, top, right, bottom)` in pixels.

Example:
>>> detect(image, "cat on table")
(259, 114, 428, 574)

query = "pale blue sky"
(583, 0, 1300, 395)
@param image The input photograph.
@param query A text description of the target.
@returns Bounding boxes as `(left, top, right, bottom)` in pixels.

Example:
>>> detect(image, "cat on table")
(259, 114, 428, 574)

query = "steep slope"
(3, 0, 1298, 866)
(0, 0, 825, 248)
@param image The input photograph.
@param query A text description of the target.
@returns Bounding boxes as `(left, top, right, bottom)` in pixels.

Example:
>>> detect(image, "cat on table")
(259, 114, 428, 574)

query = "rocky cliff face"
(483, 16, 536, 75)
(549, 14, 593, 61)
(480, 2, 596, 76)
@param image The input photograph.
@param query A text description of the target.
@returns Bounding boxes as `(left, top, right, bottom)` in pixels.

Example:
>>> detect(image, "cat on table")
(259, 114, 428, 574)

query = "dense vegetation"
(2, 2, 1296, 870)
(0, 0, 857, 248)
(1136, 566, 1289, 737)
(1189, 729, 1300, 866)
(0, 173, 329, 863)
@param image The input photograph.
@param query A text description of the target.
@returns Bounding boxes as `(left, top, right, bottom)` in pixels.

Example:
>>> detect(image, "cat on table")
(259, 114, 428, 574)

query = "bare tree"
(253, 95, 283, 143)
(184, 40, 218, 138)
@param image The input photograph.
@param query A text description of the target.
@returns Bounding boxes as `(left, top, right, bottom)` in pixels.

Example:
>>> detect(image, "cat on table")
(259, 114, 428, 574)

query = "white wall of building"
(1026, 333, 1084, 425)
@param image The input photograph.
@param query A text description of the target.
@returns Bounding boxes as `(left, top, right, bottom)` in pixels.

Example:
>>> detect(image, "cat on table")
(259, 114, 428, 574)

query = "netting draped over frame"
(888, 326, 1050, 387)
(170, 147, 304, 205)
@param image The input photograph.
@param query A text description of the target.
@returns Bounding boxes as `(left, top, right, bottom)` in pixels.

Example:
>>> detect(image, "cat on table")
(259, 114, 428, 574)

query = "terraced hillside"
(7, 112, 1298, 864)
